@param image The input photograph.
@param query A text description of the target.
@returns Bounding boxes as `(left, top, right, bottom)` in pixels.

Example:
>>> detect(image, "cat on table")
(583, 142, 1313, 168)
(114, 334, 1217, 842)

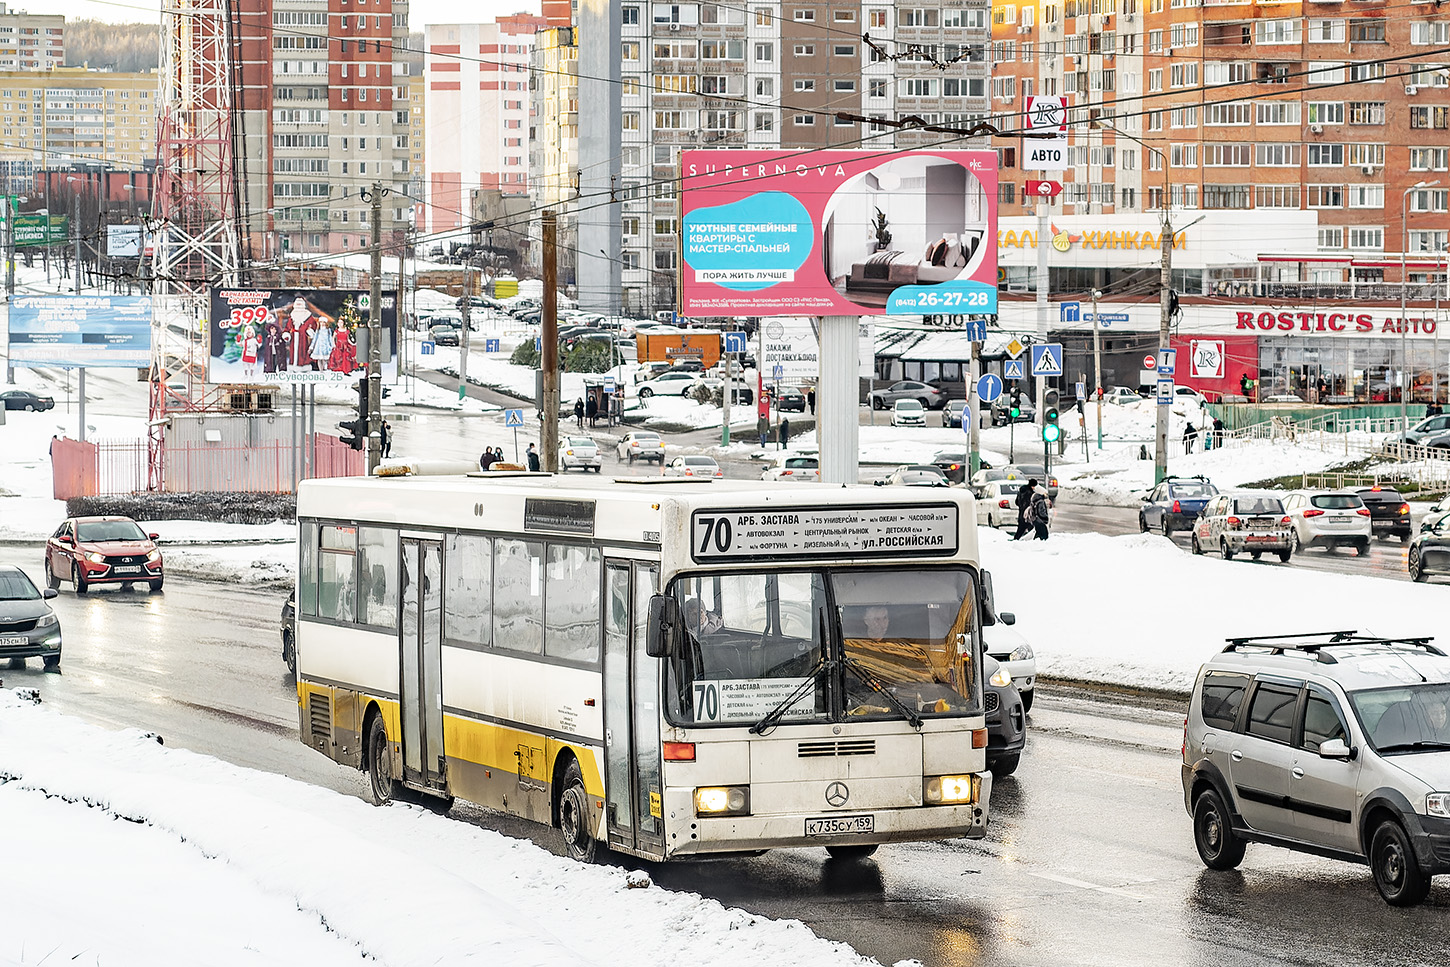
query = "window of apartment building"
(1411, 106, 1450, 129)
(700, 40, 744, 60)
(793, 8, 815, 20)
(794, 114, 815, 125)
(1308, 62, 1345, 85)
(1256, 101, 1300, 125)
(700, 4, 744, 23)
(1147, 29, 1163, 53)
(1170, 106, 1198, 127)
(622, 146, 642, 166)
(1256, 19, 1301, 44)
(1347, 61, 1385, 83)
(753, 112, 774, 131)
(622, 5, 640, 24)
(1410, 230, 1449, 252)
(793, 44, 815, 56)
(703, 110, 738, 130)
(700, 75, 729, 94)
(1318, 227, 1345, 248)
(834, 80, 857, 93)
(991, 76, 1016, 100)
(1306, 101, 1344, 124)
(653, 110, 688, 129)
(1255, 142, 1300, 166)
(1170, 63, 1198, 87)
(1348, 19, 1385, 43)
(902, 78, 938, 97)
(1204, 143, 1251, 166)
(1346, 184, 1384, 208)
(1348, 228, 1383, 250)
(1410, 147, 1450, 171)
(654, 74, 696, 93)
(1347, 143, 1384, 167)
(653, 145, 673, 164)
(1255, 185, 1300, 208)
(1308, 18, 1345, 43)
(655, 251, 676, 270)
(622, 112, 640, 130)
(1308, 143, 1344, 166)
(621, 251, 641, 269)
(1147, 69, 1163, 92)
(868, 9, 888, 28)
(998, 182, 1016, 205)
(1347, 101, 1385, 125)
(1118, 186, 1136, 209)
(653, 4, 699, 25)
(654, 41, 697, 58)
(794, 79, 815, 92)
(1169, 23, 1198, 47)
(1171, 143, 1198, 167)
(1147, 110, 1163, 131)
(1411, 188, 1450, 212)
(621, 77, 641, 96)
(1410, 21, 1450, 44)
(1205, 103, 1251, 125)
(901, 8, 941, 26)
(834, 9, 856, 22)
(1205, 61, 1251, 85)
(1203, 185, 1251, 209)
(754, 42, 774, 62)
(834, 44, 856, 56)
(1308, 185, 1345, 208)
(622, 41, 640, 60)
(868, 79, 887, 98)
(754, 77, 774, 97)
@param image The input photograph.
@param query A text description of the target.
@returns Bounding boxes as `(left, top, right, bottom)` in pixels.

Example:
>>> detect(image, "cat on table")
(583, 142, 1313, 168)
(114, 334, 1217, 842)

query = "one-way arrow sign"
(1026, 179, 1063, 199)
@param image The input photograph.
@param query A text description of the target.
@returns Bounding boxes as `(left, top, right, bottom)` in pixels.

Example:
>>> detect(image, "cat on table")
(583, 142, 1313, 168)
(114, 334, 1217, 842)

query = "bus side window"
(545, 543, 601, 664)
(494, 538, 543, 654)
(357, 527, 398, 630)
(445, 533, 492, 647)
(299, 521, 319, 617)
(318, 524, 357, 623)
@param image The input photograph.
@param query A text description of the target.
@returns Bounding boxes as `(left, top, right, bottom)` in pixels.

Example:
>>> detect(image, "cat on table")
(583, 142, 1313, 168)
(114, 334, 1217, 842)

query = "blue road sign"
(421, 341, 436, 355)
(1156, 379, 1174, 404)
(976, 373, 1003, 404)
(965, 319, 987, 342)
(1004, 359, 1025, 380)
(1059, 301, 1081, 323)
(504, 408, 525, 428)
(722, 331, 748, 354)
(485, 338, 500, 353)
(1030, 343, 1064, 378)
(1091, 313, 1129, 324)
(1075, 381, 1086, 401)
(1157, 349, 1177, 375)
(772, 363, 784, 380)
(534, 336, 542, 352)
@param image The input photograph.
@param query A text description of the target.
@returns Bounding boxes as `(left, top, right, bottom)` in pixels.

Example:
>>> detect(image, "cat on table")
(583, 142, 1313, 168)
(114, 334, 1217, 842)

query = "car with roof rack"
(1183, 631, 1450, 906)
(1139, 475, 1218, 537)
(1190, 492, 1292, 562)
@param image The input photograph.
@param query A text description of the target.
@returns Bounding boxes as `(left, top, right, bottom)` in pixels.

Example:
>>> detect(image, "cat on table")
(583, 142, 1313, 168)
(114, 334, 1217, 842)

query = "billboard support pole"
(366, 182, 384, 475)
(541, 210, 560, 472)
(1035, 179, 1048, 426)
(818, 315, 859, 485)
(4, 194, 13, 385)
(78, 369, 86, 442)
(969, 339, 981, 479)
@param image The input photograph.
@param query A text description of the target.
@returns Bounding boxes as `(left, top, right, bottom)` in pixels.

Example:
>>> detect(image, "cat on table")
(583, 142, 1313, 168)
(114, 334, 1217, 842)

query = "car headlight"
(85, 552, 105, 564)
(924, 774, 979, 805)
(146, 549, 162, 563)
(694, 786, 750, 816)
(36, 612, 58, 628)
(990, 666, 1012, 688)
(1009, 642, 1035, 662)
(1429, 793, 1450, 818)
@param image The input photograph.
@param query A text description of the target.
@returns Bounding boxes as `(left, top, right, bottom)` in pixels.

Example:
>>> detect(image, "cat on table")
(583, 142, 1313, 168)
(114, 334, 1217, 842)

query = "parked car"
(774, 387, 808, 412)
(1390, 413, 1450, 446)
(968, 468, 1012, 490)
(1353, 486, 1413, 542)
(0, 390, 55, 412)
(1101, 386, 1141, 405)
(761, 454, 819, 483)
(44, 516, 164, 593)
(0, 564, 62, 671)
(634, 361, 672, 383)
(990, 397, 1036, 426)
(428, 323, 461, 347)
(869, 380, 945, 411)
(974, 479, 1026, 530)
(616, 431, 666, 463)
(1408, 499, 1450, 582)
(929, 449, 969, 484)
(940, 399, 968, 428)
(983, 610, 1036, 711)
(281, 591, 295, 674)
(1190, 493, 1292, 561)
(1281, 490, 1372, 555)
(982, 655, 1026, 778)
(1174, 385, 1208, 406)
(559, 437, 603, 472)
(1139, 475, 1219, 537)
(874, 464, 950, 487)
(665, 455, 723, 478)
(636, 371, 698, 398)
(1003, 463, 1058, 500)
(665, 358, 704, 373)
(688, 376, 754, 406)
(1182, 632, 1450, 905)
(891, 399, 927, 427)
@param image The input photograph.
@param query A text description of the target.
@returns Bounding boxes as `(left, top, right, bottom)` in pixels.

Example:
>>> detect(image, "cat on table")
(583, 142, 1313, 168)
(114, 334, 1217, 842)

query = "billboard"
(7, 295, 152, 367)
(208, 289, 399, 384)
(14, 214, 68, 248)
(680, 149, 998, 317)
(107, 224, 143, 258)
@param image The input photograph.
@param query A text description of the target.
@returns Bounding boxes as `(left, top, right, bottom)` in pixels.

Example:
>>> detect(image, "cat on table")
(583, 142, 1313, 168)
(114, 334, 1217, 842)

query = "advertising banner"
(14, 214, 69, 248)
(681, 149, 998, 317)
(208, 289, 398, 384)
(7, 295, 152, 367)
(760, 317, 819, 381)
(106, 224, 143, 258)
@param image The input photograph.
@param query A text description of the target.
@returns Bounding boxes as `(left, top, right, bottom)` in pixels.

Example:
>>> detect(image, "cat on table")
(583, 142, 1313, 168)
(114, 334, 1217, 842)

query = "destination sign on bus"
(692, 678, 815, 724)
(690, 504, 958, 562)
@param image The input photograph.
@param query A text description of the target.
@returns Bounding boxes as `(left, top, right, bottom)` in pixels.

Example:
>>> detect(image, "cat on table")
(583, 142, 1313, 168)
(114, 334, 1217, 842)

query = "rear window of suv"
(1232, 498, 1284, 516)
(1310, 494, 1362, 510)
(1200, 673, 1248, 729)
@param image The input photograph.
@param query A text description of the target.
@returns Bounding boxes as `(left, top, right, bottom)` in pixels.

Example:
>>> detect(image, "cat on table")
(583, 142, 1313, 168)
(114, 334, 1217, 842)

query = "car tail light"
(998, 499, 1010, 508)
(1370, 485, 1382, 491)
(782, 470, 793, 476)
(950, 464, 960, 471)
(1303, 509, 1324, 518)
(1357, 508, 1371, 517)
(1281, 516, 1292, 525)
(684, 469, 694, 476)
(1227, 516, 1241, 528)
(663, 742, 696, 761)
(1173, 499, 1181, 514)
(630, 441, 638, 447)
(1050, 477, 1058, 488)
(1181, 717, 1189, 759)
(1399, 504, 1410, 515)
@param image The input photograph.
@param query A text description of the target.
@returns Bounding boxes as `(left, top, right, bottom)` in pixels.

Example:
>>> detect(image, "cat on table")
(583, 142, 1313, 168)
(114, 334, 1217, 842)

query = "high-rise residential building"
(406, 73, 426, 216)
(0, 4, 64, 72)
(527, 25, 578, 277)
(600, 0, 991, 312)
(989, 0, 1450, 274)
(0, 68, 157, 191)
(422, 15, 545, 236)
(231, 0, 413, 258)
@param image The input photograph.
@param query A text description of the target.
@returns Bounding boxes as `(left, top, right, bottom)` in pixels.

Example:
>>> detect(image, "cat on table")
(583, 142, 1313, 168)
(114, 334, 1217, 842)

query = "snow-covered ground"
(0, 690, 877, 967)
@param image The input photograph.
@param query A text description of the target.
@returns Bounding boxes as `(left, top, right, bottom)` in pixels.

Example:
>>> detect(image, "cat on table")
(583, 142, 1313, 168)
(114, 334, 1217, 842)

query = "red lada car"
(45, 516, 164, 594)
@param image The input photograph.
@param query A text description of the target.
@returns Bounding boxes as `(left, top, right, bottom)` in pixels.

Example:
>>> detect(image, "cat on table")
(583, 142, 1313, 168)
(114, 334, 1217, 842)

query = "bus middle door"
(399, 538, 447, 794)
(602, 561, 665, 859)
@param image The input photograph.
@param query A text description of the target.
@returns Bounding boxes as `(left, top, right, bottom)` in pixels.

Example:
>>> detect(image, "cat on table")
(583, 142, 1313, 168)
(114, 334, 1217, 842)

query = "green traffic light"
(1042, 424, 1061, 443)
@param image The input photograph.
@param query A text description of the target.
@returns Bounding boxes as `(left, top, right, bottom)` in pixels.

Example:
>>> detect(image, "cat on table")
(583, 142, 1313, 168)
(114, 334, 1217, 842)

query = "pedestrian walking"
(1183, 422, 1197, 455)
(1029, 486, 1052, 541)
(574, 398, 585, 429)
(757, 414, 769, 448)
(480, 447, 496, 471)
(807, 388, 816, 415)
(1212, 417, 1225, 448)
(779, 417, 791, 449)
(526, 442, 541, 472)
(380, 419, 392, 459)
(1011, 479, 1037, 540)
(585, 395, 599, 427)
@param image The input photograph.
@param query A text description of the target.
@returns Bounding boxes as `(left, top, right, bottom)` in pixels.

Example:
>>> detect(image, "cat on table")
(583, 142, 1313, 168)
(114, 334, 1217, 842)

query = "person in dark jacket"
(1029, 487, 1052, 541)
(526, 443, 540, 472)
(379, 419, 392, 459)
(1183, 422, 1197, 455)
(1011, 479, 1037, 540)
(757, 415, 769, 447)
(573, 398, 585, 428)
(480, 447, 496, 471)
(779, 417, 791, 449)
(585, 395, 599, 427)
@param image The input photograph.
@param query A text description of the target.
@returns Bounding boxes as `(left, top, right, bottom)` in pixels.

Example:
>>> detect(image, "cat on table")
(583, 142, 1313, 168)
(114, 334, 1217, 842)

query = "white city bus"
(294, 470, 996, 862)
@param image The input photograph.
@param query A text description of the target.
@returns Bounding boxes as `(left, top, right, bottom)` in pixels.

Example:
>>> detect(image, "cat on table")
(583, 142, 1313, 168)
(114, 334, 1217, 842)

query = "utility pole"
(1092, 287, 1103, 450)
(721, 350, 732, 446)
(73, 190, 81, 296)
(366, 182, 384, 475)
(541, 210, 560, 471)
(1035, 172, 1049, 426)
(969, 337, 982, 478)
(1155, 213, 1172, 485)
(459, 263, 472, 401)
(4, 194, 14, 385)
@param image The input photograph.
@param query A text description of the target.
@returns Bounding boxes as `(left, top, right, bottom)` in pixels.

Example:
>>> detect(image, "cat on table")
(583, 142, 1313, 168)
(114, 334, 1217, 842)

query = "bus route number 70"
(695, 515, 735, 555)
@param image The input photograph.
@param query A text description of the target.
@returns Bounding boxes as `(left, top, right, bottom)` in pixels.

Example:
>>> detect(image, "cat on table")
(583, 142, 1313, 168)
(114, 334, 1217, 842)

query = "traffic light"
(1043, 388, 1061, 443)
(339, 379, 369, 450)
(1009, 388, 1022, 419)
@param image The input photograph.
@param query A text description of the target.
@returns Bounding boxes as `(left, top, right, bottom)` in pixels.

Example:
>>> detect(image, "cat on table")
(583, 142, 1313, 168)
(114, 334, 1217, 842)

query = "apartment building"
(231, 0, 413, 257)
(422, 15, 545, 236)
(989, 0, 1450, 273)
(406, 73, 425, 212)
(0, 68, 156, 192)
(0, 4, 64, 72)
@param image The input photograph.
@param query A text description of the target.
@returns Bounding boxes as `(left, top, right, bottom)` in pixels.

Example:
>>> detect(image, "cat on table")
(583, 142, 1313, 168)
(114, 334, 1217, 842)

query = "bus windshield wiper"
(750, 657, 829, 736)
(842, 654, 923, 730)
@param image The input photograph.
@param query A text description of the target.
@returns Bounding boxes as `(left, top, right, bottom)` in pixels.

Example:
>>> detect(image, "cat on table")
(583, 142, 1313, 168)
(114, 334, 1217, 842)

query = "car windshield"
(1311, 494, 1362, 509)
(566, 438, 594, 447)
(1350, 684, 1450, 753)
(784, 458, 817, 468)
(948, 401, 966, 411)
(896, 401, 924, 411)
(0, 571, 40, 600)
(1231, 498, 1283, 515)
(665, 568, 981, 727)
(1169, 483, 1214, 498)
(683, 457, 716, 466)
(76, 520, 148, 542)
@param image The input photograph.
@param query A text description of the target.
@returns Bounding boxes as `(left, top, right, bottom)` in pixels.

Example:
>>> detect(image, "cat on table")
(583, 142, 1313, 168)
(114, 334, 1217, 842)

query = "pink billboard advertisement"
(680, 149, 998, 317)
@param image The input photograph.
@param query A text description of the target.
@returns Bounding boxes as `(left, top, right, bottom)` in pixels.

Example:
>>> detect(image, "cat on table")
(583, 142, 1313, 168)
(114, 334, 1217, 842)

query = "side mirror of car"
(873, 479, 885, 486)
(645, 594, 679, 659)
(149, 533, 160, 541)
(999, 611, 1016, 625)
(1318, 738, 1354, 761)
(58, 535, 74, 545)
(43, 588, 58, 600)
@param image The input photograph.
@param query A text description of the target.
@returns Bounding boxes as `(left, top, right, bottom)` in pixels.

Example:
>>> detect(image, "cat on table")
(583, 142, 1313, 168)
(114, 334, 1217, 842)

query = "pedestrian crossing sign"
(504, 408, 525, 428)
(1030, 343, 1064, 378)
(1004, 359, 1024, 380)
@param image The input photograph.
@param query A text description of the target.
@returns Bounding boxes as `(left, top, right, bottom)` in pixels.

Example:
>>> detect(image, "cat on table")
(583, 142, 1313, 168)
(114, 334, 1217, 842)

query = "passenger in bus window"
(683, 596, 722, 636)
(862, 605, 892, 640)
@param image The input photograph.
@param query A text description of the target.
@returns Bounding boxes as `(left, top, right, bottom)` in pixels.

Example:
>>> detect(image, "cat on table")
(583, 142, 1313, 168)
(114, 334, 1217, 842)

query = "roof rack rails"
(1222, 631, 1442, 663)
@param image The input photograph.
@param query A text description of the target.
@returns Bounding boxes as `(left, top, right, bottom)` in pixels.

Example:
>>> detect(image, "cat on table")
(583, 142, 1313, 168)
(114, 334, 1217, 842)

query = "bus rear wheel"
(558, 760, 599, 863)
(825, 844, 879, 860)
(365, 713, 396, 806)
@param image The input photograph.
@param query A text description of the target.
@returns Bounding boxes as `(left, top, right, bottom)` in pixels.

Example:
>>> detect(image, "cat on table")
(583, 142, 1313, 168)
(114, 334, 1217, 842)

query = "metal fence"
(52, 435, 361, 499)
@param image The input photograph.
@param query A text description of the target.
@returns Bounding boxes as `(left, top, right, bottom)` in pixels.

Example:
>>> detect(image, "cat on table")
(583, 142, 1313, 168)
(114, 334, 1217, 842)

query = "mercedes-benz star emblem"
(824, 781, 850, 807)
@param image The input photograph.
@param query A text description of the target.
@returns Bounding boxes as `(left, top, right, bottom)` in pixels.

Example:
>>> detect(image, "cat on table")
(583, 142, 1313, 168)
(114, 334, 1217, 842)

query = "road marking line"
(1025, 871, 1153, 900)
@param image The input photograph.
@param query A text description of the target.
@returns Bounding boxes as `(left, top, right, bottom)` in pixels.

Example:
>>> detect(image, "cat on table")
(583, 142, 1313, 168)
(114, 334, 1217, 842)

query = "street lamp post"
(1402, 180, 1440, 449)
(1092, 287, 1103, 449)
(67, 176, 81, 294)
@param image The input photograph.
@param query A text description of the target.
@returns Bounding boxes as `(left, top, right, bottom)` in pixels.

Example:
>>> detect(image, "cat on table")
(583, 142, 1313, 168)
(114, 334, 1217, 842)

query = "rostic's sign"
(680, 149, 998, 316)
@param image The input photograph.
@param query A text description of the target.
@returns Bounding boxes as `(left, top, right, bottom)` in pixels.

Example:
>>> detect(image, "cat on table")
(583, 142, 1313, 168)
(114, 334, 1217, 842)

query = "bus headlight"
(694, 786, 750, 816)
(924, 775, 979, 805)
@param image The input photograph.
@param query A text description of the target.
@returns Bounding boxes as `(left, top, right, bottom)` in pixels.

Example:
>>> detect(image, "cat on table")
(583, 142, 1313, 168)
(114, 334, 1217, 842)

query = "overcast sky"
(43, 0, 541, 28)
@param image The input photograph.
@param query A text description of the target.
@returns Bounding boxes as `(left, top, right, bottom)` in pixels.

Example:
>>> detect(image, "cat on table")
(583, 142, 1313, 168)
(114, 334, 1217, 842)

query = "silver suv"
(1190, 492, 1292, 562)
(1182, 632, 1450, 905)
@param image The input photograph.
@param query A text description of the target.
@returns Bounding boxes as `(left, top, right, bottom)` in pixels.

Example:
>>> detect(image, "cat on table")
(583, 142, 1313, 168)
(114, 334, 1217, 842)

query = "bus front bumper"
(663, 777, 992, 856)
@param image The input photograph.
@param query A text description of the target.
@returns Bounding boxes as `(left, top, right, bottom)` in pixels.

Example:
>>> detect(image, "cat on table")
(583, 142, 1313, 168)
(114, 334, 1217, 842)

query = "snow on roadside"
(0, 691, 877, 967)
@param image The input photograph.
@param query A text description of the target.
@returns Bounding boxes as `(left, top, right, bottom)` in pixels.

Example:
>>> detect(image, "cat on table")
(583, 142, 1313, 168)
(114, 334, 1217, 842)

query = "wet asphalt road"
(3, 547, 1447, 967)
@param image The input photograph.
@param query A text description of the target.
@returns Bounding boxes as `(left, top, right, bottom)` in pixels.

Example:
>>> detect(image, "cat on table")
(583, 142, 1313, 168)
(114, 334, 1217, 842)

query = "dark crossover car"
(44, 516, 164, 593)
(869, 380, 945, 410)
(774, 387, 808, 413)
(940, 399, 968, 428)
(930, 449, 969, 484)
(0, 389, 55, 411)
(1408, 500, 1450, 583)
(1139, 475, 1219, 537)
(1354, 486, 1412, 542)
(0, 565, 62, 670)
(281, 591, 296, 674)
(983, 655, 1026, 777)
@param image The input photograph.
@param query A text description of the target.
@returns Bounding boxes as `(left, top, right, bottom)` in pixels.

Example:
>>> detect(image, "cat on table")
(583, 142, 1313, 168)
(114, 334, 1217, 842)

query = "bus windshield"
(666, 567, 980, 728)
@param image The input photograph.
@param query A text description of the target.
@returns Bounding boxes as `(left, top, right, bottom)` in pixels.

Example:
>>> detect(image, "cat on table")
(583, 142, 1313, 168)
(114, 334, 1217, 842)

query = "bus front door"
(399, 538, 447, 793)
(602, 561, 665, 858)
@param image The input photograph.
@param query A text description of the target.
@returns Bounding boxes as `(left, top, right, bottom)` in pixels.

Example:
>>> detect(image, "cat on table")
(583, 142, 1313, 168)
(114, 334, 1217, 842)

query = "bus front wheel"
(365, 713, 396, 806)
(558, 760, 599, 863)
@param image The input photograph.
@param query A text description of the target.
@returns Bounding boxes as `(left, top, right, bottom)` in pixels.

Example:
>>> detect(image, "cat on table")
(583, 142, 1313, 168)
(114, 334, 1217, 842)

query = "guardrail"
(1303, 462, 1450, 493)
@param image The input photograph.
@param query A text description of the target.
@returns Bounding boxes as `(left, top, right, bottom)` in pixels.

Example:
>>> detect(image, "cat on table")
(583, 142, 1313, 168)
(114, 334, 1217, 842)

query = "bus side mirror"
(979, 570, 997, 627)
(646, 594, 679, 658)
(999, 611, 1016, 625)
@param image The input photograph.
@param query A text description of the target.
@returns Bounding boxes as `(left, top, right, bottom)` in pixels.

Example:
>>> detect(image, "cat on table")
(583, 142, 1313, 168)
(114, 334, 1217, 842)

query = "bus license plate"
(806, 815, 874, 836)
(0, 636, 27, 646)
